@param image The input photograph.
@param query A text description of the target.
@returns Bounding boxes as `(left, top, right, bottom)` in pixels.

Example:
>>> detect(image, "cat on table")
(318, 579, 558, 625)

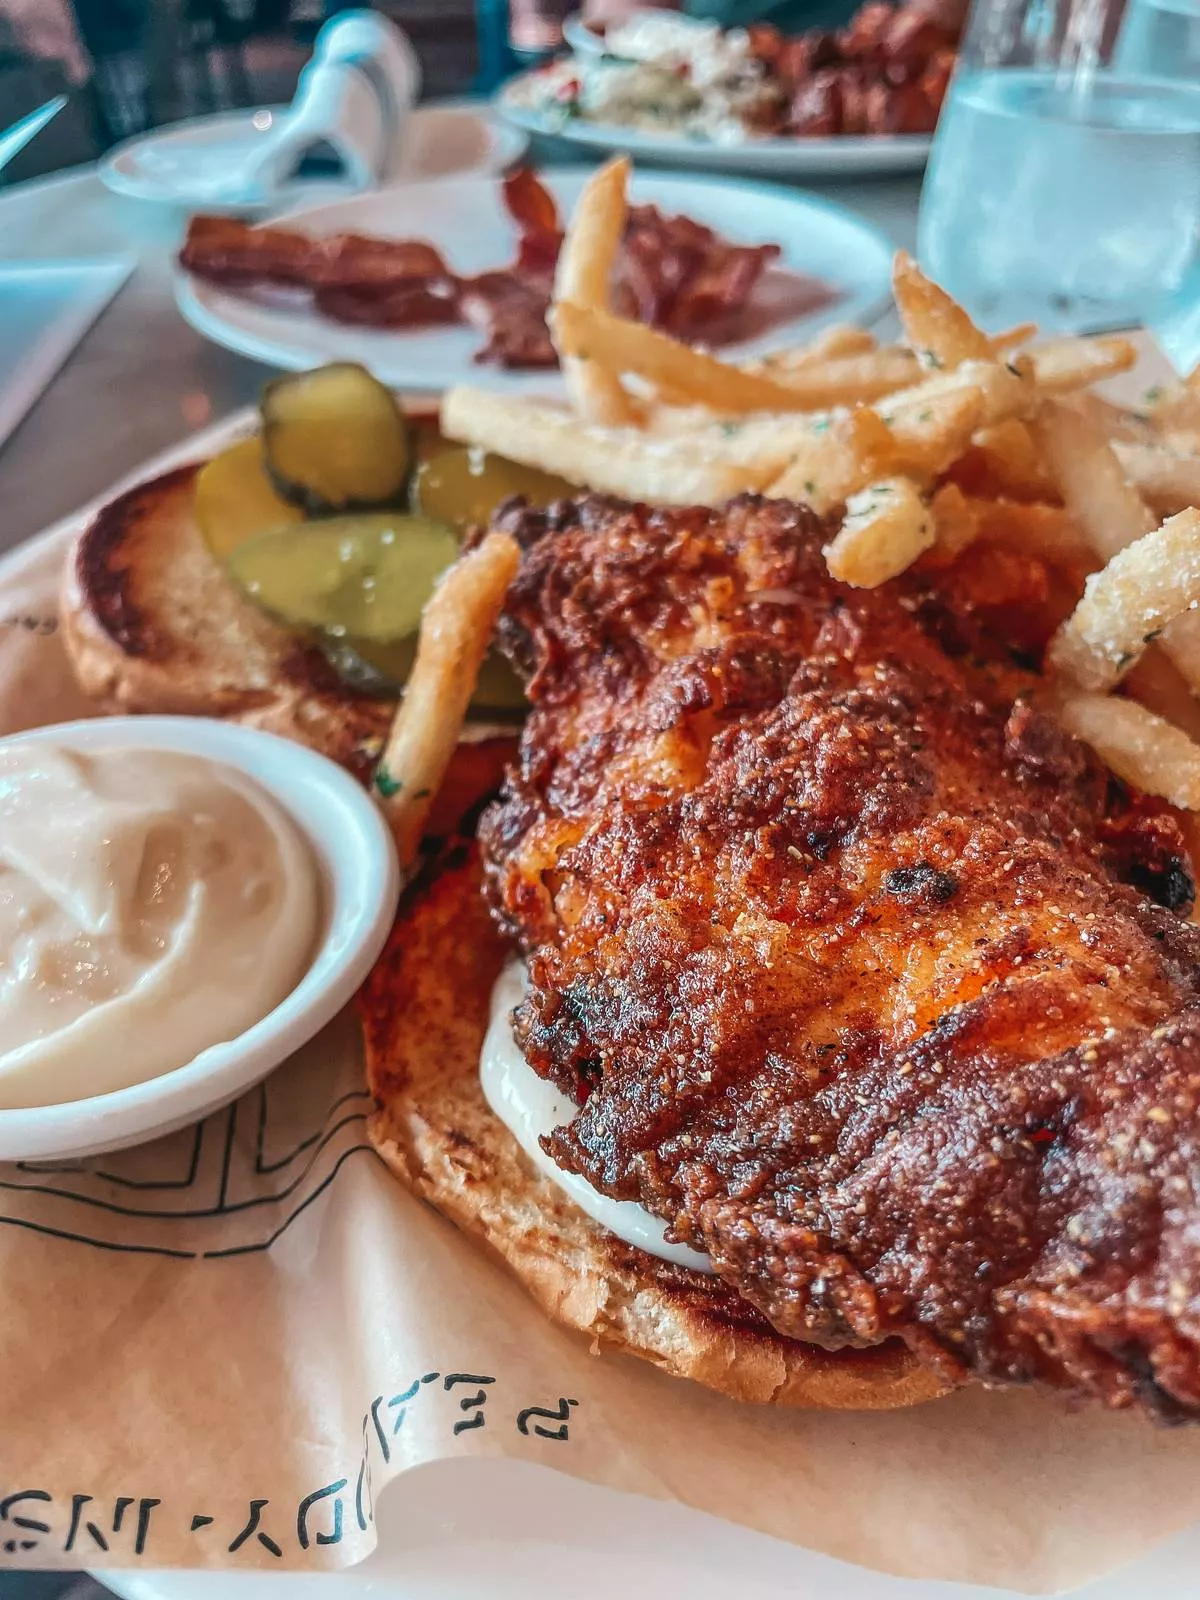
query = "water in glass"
(918, 0, 1200, 332)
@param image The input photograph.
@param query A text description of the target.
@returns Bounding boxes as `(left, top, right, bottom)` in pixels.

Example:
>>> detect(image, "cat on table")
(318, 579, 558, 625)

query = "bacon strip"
(178, 172, 791, 371)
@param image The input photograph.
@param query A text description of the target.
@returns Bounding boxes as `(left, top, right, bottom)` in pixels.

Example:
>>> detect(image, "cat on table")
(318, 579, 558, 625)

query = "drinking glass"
(1115, 0, 1200, 80)
(917, 0, 1200, 332)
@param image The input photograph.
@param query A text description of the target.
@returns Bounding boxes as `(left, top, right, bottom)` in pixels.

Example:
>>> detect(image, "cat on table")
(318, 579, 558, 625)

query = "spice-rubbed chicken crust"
(480, 493, 1200, 1420)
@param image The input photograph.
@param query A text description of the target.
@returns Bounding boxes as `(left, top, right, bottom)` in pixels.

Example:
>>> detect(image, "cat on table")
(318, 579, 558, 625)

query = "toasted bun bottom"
(360, 846, 948, 1411)
(59, 461, 518, 833)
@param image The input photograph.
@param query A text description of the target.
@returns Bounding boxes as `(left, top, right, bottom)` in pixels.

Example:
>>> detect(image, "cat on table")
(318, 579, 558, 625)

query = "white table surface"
(0, 154, 921, 555)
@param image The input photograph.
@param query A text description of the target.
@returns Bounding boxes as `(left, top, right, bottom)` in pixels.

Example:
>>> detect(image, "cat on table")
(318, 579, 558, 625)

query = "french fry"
(766, 388, 985, 511)
(928, 482, 982, 561)
(880, 359, 1029, 433)
(1025, 336, 1138, 393)
(1031, 398, 1200, 688)
(632, 404, 880, 483)
(824, 477, 933, 588)
(758, 324, 879, 369)
(1123, 648, 1200, 744)
(551, 156, 638, 427)
(1032, 399, 1155, 561)
(1112, 440, 1200, 518)
(1048, 510, 1200, 691)
(767, 408, 897, 510)
(1070, 392, 1157, 445)
(440, 388, 765, 504)
(651, 364, 1004, 486)
(956, 419, 1060, 501)
(988, 321, 1038, 352)
(763, 321, 1021, 377)
(1163, 423, 1200, 458)
(1145, 372, 1200, 449)
(1056, 692, 1200, 810)
(892, 250, 992, 370)
(766, 348, 921, 406)
(552, 302, 825, 414)
(662, 411, 836, 477)
(884, 386, 988, 476)
(376, 532, 520, 869)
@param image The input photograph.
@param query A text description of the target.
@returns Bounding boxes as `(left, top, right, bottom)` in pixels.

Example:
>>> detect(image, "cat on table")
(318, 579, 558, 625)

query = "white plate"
(100, 104, 529, 213)
(0, 258, 133, 453)
(175, 167, 894, 392)
(100, 1455, 1200, 1600)
(497, 77, 932, 178)
(0, 716, 398, 1162)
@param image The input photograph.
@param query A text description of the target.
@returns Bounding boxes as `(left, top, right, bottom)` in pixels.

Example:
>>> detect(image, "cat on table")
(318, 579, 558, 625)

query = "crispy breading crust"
(481, 493, 1200, 1419)
(359, 846, 946, 1410)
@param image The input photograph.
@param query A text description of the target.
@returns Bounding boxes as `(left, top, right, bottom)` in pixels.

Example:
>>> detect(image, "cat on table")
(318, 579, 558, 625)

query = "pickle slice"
(352, 636, 525, 715)
(228, 513, 459, 645)
(194, 437, 303, 561)
(415, 444, 574, 530)
(261, 364, 412, 513)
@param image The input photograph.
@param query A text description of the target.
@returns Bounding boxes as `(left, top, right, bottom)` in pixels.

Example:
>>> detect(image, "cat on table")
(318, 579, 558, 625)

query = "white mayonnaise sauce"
(480, 960, 713, 1273)
(0, 744, 319, 1107)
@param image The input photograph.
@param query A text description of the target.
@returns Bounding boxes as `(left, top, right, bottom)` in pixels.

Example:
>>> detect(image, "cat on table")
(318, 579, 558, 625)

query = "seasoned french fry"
(766, 388, 985, 510)
(1037, 404, 1200, 690)
(1032, 399, 1155, 560)
(767, 408, 897, 510)
(885, 386, 988, 476)
(1025, 336, 1138, 393)
(1145, 372, 1200, 448)
(376, 532, 520, 868)
(552, 156, 637, 427)
(652, 344, 915, 419)
(1038, 404, 1200, 696)
(1070, 393, 1157, 445)
(893, 251, 992, 370)
(824, 477, 933, 588)
(880, 359, 1029, 433)
(758, 324, 879, 369)
(1057, 692, 1200, 810)
(959, 418, 1060, 500)
(664, 411, 834, 476)
(552, 302, 823, 414)
(1112, 440, 1200, 518)
(928, 482, 982, 560)
(988, 321, 1038, 352)
(1123, 648, 1200, 744)
(630, 404, 871, 482)
(1048, 510, 1200, 691)
(766, 348, 921, 406)
(440, 388, 765, 504)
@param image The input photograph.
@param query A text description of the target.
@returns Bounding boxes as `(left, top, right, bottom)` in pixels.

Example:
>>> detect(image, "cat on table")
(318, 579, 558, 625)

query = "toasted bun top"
(360, 846, 948, 1411)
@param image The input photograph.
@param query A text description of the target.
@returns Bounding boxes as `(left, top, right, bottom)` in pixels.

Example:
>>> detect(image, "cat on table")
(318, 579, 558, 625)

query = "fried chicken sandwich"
(362, 491, 1200, 1420)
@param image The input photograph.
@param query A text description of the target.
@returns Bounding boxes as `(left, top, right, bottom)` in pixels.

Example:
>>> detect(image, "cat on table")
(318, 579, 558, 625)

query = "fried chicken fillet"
(479, 493, 1200, 1420)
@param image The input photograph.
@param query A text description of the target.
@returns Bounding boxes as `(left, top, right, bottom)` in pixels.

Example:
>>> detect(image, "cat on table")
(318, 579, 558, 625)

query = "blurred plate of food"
(498, 3, 960, 176)
(173, 164, 893, 392)
(100, 103, 530, 213)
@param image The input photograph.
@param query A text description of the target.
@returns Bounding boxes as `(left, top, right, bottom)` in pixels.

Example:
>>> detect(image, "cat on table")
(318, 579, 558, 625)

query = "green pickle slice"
(228, 512, 459, 645)
(352, 635, 525, 714)
(194, 437, 304, 560)
(261, 364, 412, 513)
(416, 445, 574, 530)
